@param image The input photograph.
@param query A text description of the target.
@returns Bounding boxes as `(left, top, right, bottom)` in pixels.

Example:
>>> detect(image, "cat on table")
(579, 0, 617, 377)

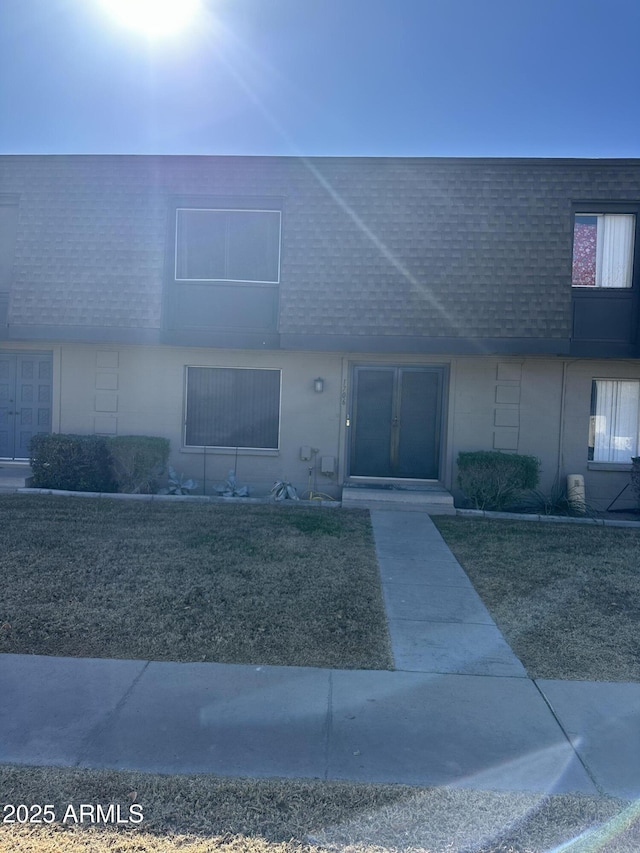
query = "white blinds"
(185, 367, 281, 449)
(592, 379, 640, 462)
(598, 214, 635, 288)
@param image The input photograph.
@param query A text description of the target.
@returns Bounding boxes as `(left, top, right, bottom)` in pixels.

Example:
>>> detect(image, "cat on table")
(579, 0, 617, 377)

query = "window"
(589, 379, 640, 462)
(185, 367, 281, 449)
(572, 213, 635, 288)
(176, 209, 281, 283)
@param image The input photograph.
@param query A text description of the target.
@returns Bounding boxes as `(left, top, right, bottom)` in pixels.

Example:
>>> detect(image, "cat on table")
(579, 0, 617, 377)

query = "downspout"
(557, 359, 580, 484)
(557, 359, 567, 483)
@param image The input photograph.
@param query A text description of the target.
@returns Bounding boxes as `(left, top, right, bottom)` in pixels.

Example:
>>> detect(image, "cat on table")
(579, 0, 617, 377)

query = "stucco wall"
(450, 355, 640, 510)
(560, 359, 640, 510)
(57, 343, 344, 498)
(3, 340, 638, 511)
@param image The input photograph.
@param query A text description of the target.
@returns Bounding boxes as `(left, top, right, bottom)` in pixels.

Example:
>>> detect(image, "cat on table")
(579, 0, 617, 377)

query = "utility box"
(300, 446, 312, 461)
(321, 455, 335, 474)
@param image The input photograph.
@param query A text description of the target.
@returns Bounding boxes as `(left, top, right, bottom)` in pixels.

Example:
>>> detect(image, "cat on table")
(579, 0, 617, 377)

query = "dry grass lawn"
(5, 506, 640, 851)
(434, 516, 640, 681)
(1, 765, 640, 853)
(0, 495, 392, 669)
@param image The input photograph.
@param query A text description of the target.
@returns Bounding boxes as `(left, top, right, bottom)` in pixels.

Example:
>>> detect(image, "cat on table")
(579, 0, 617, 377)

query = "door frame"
(345, 362, 448, 484)
(0, 349, 54, 460)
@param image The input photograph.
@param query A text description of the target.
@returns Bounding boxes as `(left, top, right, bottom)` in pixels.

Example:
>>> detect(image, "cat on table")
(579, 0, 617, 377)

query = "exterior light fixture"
(314, 377, 324, 393)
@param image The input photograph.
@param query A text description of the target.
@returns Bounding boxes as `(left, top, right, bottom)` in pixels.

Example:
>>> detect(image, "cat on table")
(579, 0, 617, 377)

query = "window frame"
(571, 208, 637, 290)
(183, 365, 282, 451)
(588, 378, 640, 464)
(174, 207, 282, 285)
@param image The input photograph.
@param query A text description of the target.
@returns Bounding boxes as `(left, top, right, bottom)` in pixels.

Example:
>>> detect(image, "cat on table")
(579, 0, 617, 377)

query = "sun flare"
(100, 0, 201, 38)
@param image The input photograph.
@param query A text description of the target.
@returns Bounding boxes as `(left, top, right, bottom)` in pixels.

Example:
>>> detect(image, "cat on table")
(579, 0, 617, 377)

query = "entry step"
(341, 485, 455, 514)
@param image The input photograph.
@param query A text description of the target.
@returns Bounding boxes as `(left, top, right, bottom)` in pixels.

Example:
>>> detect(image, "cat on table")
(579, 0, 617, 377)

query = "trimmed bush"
(30, 434, 117, 493)
(107, 435, 170, 494)
(457, 450, 540, 511)
(631, 457, 640, 507)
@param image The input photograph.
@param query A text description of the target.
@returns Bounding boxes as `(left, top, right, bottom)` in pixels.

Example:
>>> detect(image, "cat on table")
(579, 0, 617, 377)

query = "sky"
(1, 0, 640, 158)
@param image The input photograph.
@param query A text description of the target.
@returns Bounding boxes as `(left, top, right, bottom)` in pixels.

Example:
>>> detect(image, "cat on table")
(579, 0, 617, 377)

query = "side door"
(0, 353, 52, 459)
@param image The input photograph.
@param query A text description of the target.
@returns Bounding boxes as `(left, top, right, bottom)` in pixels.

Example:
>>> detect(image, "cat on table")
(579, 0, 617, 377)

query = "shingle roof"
(2, 154, 640, 341)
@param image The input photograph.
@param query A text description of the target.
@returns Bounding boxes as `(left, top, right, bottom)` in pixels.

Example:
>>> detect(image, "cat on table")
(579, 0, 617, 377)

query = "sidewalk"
(1, 511, 639, 799)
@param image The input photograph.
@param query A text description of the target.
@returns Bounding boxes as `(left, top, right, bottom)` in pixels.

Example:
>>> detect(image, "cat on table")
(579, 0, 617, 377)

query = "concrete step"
(342, 485, 455, 514)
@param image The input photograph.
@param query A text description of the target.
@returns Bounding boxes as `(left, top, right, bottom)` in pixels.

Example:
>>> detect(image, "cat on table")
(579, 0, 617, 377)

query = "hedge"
(457, 450, 540, 511)
(29, 433, 170, 494)
(107, 435, 170, 494)
(30, 434, 116, 493)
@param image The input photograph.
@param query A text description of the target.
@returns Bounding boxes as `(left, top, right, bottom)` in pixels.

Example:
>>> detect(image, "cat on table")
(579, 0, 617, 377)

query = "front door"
(349, 366, 443, 479)
(0, 352, 53, 459)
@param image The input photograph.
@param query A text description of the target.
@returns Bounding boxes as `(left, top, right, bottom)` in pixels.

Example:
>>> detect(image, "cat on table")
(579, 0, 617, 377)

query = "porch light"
(314, 377, 324, 393)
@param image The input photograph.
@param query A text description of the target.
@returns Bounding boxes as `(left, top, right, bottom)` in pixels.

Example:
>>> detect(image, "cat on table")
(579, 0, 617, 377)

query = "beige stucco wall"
(3, 340, 639, 510)
(560, 359, 640, 510)
(55, 344, 344, 497)
(449, 355, 640, 510)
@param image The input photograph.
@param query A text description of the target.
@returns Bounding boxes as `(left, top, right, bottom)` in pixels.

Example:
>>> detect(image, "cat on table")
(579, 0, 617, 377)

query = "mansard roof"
(2, 154, 640, 351)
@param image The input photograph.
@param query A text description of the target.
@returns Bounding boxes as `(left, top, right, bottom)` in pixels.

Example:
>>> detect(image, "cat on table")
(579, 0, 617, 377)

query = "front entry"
(0, 352, 53, 459)
(349, 366, 443, 479)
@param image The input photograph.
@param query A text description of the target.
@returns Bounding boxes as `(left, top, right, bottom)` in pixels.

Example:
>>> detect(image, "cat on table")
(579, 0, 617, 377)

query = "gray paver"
(387, 620, 527, 676)
(383, 583, 495, 624)
(537, 680, 640, 799)
(0, 654, 146, 765)
(79, 661, 331, 777)
(377, 557, 474, 587)
(329, 670, 596, 793)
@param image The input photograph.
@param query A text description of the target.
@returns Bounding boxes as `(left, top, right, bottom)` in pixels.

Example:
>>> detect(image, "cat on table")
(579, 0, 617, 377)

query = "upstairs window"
(176, 209, 281, 283)
(589, 379, 640, 462)
(572, 213, 635, 288)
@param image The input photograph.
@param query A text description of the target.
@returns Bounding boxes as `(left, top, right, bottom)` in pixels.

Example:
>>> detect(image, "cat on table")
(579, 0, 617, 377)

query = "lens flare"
(100, 0, 201, 38)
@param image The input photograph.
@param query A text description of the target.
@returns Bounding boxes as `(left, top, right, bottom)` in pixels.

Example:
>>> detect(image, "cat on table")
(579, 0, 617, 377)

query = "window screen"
(176, 209, 281, 283)
(185, 367, 281, 449)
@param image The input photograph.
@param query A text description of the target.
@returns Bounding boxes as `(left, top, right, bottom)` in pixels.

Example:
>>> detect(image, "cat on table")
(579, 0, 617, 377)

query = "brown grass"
(433, 517, 640, 681)
(0, 495, 392, 669)
(1, 764, 639, 853)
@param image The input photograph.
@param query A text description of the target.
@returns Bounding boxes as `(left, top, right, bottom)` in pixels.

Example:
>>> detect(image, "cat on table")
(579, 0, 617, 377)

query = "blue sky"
(2, 0, 639, 157)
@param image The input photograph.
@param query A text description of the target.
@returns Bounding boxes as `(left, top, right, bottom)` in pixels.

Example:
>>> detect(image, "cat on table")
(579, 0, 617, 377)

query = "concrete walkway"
(372, 511, 525, 677)
(1, 510, 640, 799)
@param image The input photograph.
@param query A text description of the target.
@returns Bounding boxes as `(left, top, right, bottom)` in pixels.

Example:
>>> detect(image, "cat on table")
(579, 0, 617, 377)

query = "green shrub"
(457, 450, 540, 511)
(511, 479, 594, 517)
(107, 435, 170, 494)
(30, 434, 117, 493)
(632, 457, 640, 507)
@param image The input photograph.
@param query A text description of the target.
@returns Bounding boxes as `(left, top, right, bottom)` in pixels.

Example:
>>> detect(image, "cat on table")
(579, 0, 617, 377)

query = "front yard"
(434, 516, 640, 681)
(0, 495, 392, 670)
(3, 503, 640, 851)
(3, 496, 639, 680)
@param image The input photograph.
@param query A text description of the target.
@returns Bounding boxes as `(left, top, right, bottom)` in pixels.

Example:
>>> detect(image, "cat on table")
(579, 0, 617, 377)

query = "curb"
(456, 507, 640, 529)
(16, 488, 340, 508)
